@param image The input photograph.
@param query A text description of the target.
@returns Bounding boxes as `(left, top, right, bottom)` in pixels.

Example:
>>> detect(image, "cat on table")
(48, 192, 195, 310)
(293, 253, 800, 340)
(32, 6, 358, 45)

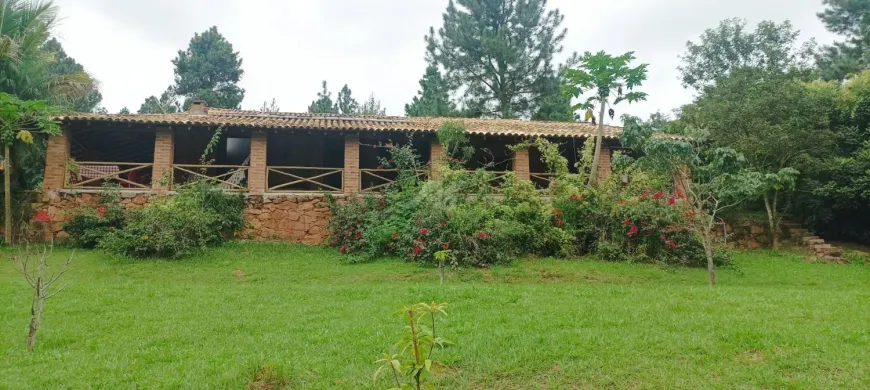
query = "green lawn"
(2, 244, 869, 389)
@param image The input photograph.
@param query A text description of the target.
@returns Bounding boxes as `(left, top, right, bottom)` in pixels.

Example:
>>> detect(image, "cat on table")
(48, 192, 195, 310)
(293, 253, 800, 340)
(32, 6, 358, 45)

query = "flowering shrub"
(64, 184, 126, 248)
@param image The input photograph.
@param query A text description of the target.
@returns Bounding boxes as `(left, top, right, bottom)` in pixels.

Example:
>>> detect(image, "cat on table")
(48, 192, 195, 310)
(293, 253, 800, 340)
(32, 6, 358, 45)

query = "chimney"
(189, 100, 208, 115)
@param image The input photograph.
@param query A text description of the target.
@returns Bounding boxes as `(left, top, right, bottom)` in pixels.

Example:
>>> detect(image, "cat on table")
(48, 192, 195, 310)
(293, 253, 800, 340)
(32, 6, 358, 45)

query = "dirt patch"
(246, 364, 290, 390)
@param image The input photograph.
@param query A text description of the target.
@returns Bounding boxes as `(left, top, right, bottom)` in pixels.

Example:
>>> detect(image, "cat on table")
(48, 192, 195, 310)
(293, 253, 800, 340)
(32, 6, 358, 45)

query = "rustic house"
(39, 101, 637, 244)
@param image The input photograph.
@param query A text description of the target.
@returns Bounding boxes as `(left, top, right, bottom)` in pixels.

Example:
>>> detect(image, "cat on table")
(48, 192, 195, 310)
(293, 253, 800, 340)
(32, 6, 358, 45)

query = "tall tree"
(817, 0, 870, 81)
(336, 84, 358, 115)
(41, 38, 101, 112)
(405, 65, 457, 117)
(171, 26, 244, 109)
(308, 81, 338, 114)
(0, 0, 94, 107)
(425, 0, 567, 118)
(138, 87, 181, 114)
(358, 93, 386, 115)
(0, 93, 59, 244)
(562, 51, 648, 186)
(692, 70, 833, 247)
(679, 18, 815, 90)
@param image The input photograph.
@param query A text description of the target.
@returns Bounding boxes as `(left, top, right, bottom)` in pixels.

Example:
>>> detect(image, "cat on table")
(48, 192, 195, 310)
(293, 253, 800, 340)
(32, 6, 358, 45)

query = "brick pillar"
(597, 145, 612, 182)
(249, 130, 267, 194)
(513, 147, 530, 180)
(152, 127, 174, 191)
(43, 127, 71, 191)
(430, 139, 446, 179)
(343, 133, 360, 193)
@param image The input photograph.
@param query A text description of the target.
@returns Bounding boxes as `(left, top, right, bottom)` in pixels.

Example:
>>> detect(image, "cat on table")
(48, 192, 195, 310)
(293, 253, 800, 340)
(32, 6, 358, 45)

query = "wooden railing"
(172, 164, 249, 191)
(530, 173, 556, 190)
(361, 169, 429, 192)
(267, 166, 343, 193)
(67, 162, 153, 189)
(466, 170, 510, 187)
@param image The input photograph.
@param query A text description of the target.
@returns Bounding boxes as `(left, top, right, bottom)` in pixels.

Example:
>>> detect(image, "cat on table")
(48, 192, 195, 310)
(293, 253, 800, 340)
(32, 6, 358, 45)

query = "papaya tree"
(562, 51, 648, 185)
(0, 93, 60, 244)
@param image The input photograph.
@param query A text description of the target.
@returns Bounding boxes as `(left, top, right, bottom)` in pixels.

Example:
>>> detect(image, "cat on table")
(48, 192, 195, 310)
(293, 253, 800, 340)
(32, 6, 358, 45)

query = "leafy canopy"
(817, 0, 870, 81)
(679, 18, 815, 90)
(426, 0, 568, 118)
(562, 51, 648, 113)
(405, 65, 457, 117)
(171, 26, 244, 109)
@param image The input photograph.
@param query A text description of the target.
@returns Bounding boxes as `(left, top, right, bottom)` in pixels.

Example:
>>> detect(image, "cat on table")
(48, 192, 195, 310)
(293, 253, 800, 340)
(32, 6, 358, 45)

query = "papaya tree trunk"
(5, 144, 11, 245)
(589, 100, 606, 186)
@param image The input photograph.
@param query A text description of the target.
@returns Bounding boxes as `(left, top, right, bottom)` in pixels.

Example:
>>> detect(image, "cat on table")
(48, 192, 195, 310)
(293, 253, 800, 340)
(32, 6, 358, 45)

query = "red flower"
(413, 244, 422, 256)
(96, 207, 106, 218)
(666, 240, 678, 250)
(653, 191, 664, 199)
(676, 188, 685, 199)
(624, 219, 631, 226)
(32, 210, 51, 223)
(668, 196, 676, 205)
(340, 245, 349, 254)
(441, 243, 450, 250)
(476, 232, 491, 239)
(628, 225, 639, 236)
(420, 228, 429, 236)
(392, 233, 399, 240)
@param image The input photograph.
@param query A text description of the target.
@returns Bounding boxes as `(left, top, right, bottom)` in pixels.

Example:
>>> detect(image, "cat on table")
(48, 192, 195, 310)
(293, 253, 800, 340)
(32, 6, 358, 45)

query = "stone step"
(790, 229, 810, 236)
(801, 236, 821, 244)
(812, 243, 832, 251)
(822, 256, 848, 264)
(805, 238, 825, 246)
(817, 247, 843, 257)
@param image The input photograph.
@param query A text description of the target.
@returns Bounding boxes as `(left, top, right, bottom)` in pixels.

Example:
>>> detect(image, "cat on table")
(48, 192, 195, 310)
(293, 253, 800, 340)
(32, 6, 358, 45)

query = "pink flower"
(628, 225, 638, 236)
(413, 244, 422, 256)
(420, 228, 429, 236)
(624, 219, 631, 226)
(340, 245, 349, 255)
(653, 191, 664, 199)
(668, 196, 676, 205)
(96, 207, 106, 218)
(666, 240, 678, 250)
(377, 164, 384, 169)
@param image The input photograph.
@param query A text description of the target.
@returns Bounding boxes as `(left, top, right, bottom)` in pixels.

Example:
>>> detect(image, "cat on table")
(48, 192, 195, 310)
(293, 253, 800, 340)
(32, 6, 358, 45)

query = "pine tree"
(426, 0, 567, 118)
(308, 81, 338, 114)
(817, 0, 870, 81)
(172, 26, 245, 109)
(405, 65, 457, 117)
(336, 84, 359, 115)
(359, 93, 386, 115)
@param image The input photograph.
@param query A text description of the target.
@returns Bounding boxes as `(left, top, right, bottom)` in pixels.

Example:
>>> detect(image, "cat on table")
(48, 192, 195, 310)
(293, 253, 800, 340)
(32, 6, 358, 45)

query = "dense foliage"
(98, 183, 245, 258)
(425, 0, 569, 118)
(327, 124, 728, 269)
(405, 65, 457, 117)
(817, 0, 870, 81)
(63, 185, 125, 248)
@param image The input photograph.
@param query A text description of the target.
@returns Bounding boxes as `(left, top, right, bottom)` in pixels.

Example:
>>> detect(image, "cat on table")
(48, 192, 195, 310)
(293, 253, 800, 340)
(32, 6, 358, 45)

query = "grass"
(2, 243, 869, 389)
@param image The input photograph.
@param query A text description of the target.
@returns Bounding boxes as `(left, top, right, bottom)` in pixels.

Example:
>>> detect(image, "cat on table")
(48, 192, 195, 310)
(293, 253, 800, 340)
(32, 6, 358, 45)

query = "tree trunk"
(27, 282, 44, 352)
(588, 100, 606, 186)
(763, 191, 780, 249)
(4, 144, 11, 245)
(703, 230, 716, 288)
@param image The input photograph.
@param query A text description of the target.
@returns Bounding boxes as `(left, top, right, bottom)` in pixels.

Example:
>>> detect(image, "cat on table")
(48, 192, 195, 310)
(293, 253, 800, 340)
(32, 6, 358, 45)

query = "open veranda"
(1, 243, 869, 389)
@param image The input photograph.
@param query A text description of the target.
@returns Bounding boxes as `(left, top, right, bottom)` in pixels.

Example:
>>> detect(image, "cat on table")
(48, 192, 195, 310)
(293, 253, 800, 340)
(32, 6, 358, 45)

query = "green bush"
(64, 184, 126, 248)
(99, 182, 245, 258)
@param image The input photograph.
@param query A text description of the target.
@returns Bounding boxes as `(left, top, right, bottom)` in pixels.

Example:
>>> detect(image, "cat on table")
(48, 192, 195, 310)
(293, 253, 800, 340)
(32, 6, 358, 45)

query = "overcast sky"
(51, 0, 838, 120)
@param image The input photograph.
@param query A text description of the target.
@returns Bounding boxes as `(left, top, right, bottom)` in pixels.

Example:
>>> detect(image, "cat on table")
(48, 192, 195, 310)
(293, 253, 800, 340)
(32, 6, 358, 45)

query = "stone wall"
(32, 191, 336, 245)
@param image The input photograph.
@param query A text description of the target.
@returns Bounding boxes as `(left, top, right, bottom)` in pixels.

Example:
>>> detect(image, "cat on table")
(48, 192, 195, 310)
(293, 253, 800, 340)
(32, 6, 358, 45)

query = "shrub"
(64, 184, 126, 248)
(99, 182, 245, 258)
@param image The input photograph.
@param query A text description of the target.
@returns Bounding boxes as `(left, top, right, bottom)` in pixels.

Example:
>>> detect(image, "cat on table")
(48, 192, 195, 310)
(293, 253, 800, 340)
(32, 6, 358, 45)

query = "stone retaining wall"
(31, 191, 337, 245)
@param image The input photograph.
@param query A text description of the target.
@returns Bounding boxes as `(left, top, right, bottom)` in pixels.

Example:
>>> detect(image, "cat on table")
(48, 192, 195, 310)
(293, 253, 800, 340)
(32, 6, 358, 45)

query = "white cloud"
(53, 0, 838, 119)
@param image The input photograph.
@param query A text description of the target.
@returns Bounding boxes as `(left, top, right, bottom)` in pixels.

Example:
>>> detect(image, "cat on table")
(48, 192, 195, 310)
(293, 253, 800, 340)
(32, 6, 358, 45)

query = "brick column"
(343, 133, 360, 193)
(249, 130, 267, 194)
(430, 139, 446, 179)
(597, 145, 612, 182)
(152, 127, 174, 191)
(43, 127, 71, 191)
(513, 147, 530, 180)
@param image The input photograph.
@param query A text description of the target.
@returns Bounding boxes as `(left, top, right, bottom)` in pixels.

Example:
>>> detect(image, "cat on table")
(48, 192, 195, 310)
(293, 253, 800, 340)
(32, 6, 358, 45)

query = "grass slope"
(1, 243, 869, 389)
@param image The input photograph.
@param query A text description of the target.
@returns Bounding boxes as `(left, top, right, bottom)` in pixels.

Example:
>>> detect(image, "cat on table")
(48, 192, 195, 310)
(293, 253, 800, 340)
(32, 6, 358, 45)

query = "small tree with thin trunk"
(562, 51, 648, 186)
(0, 93, 60, 244)
(620, 117, 761, 287)
(7, 242, 74, 352)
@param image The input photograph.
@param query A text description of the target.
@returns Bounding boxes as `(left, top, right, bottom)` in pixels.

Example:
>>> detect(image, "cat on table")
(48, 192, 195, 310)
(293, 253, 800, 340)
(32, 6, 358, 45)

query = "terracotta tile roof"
(58, 108, 681, 140)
